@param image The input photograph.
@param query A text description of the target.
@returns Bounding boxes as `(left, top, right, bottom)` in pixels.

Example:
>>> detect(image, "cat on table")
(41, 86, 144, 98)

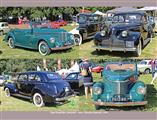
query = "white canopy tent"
(138, 7, 157, 11)
(94, 10, 106, 16)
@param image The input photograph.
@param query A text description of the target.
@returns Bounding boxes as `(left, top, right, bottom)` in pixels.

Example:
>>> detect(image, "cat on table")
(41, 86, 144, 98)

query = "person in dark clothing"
(80, 58, 93, 99)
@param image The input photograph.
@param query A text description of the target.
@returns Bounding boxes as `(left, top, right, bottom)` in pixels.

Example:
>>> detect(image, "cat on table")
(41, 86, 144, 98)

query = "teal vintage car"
(92, 62, 147, 110)
(4, 21, 75, 55)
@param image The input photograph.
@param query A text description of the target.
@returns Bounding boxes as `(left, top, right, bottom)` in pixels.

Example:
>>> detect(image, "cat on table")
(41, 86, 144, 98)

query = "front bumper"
(93, 101, 148, 107)
(51, 45, 74, 50)
(93, 45, 136, 52)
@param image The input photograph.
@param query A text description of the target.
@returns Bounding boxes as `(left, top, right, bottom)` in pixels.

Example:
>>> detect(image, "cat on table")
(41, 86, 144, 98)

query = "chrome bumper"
(51, 45, 73, 50)
(93, 101, 148, 107)
(55, 94, 75, 102)
(93, 45, 136, 52)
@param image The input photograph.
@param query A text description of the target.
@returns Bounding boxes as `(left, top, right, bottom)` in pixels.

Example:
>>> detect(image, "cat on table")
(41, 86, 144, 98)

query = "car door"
(65, 73, 79, 89)
(86, 16, 96, 36)
(16, 74, 28, 95)
(141, 14, 150, 45)
(13, 26, 32, 47)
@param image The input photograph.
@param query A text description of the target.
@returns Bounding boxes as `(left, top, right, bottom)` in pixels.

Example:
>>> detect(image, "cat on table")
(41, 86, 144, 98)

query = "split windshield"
(113, 13, 142, 23)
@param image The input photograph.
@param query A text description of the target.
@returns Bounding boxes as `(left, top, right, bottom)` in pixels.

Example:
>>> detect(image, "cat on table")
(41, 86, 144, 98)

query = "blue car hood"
(33, 28, 68, 34)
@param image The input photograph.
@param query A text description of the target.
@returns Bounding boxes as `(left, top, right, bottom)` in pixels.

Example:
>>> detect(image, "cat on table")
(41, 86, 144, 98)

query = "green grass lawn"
(79, 37, 157, 59)
(0, 25, 79, 59)
(0, 73, 157, 112)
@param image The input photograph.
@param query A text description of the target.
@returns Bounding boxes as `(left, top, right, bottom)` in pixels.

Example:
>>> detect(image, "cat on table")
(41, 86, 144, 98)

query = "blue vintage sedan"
(92, 62, 147, 110)
(4, 71, 74, 107)
(4, 21, 75, 55)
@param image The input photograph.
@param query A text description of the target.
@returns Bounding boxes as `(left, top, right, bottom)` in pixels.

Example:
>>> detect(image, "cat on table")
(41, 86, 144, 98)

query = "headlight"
(137, 86, 146, 95)
(93, 87, 102, 95)
(50, 38, 55, 43)
(100, 31, 106, 36)
(126, 41, 134, 48)
(70, 35, 74, 39)
(122, 31, 128, 37)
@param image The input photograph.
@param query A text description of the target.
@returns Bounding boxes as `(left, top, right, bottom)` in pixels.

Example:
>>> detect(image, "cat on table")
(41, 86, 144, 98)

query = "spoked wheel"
(74, 34, 82, 46)
(8, 37, 15, 48)
(5, 88, 11, 97)
(135, 40, 142, 57)
(38, 41, 51, 56)
(33, 93, 45, 107)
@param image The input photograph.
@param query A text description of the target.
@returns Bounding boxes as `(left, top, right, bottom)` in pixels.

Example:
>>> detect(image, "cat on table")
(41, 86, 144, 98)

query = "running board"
(12, 94, 31, 100)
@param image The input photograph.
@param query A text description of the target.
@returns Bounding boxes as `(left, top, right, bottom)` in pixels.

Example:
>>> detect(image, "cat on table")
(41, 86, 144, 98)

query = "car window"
(140, 61, 147, 65)
(5, 23, 8, 26)
(66, 73, 78, 80)
(18, 74, 28, 81)
(1, 24, 4, 27)
(46, 73, 62, 81)
(28, 74, 41, 82)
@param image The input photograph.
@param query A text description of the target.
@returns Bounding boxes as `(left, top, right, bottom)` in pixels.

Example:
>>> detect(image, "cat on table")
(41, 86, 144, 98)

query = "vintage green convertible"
(92, 62, 147, 110)
(4, 21, 75, 55)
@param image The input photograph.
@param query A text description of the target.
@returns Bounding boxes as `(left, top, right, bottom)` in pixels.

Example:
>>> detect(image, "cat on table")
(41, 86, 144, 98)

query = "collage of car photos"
(0, 6, 157, 114)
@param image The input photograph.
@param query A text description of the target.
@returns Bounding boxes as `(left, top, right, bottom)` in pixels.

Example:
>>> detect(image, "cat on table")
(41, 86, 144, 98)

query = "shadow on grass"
(12, 46, 75, 54)
(11, 95, 71, 107)
(0, 50, 2, 54)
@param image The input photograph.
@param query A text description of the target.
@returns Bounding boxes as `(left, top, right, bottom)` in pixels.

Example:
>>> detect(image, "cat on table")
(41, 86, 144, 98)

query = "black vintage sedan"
(4, 71, 74, 107)
(94, 11, 154, 56)
(64, 72, 84, 94)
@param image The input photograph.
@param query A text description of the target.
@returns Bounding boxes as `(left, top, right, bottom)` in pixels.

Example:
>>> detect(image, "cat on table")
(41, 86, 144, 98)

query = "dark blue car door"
(26, 73, 42, 96)
(65, 73, 79, 89)
(17, 74, 28, 95)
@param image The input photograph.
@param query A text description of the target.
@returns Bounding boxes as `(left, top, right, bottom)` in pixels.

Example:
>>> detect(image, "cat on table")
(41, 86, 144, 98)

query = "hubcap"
(40, 44, 48, 54)
(35, 95, 42, 105)
(9, 38, 14, 48)
(5, 88, 10, 97)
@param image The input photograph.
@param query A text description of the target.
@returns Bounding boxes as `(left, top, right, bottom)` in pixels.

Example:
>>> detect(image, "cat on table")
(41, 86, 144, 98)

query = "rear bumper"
(55, 94, 75, 102)
(93, 45, 136, 52)
(93, 101, 148, 107)
(51, 45, 73, 50)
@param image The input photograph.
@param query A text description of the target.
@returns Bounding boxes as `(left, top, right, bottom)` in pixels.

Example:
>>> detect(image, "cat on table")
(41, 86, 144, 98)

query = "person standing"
(80, 58, 93, 99)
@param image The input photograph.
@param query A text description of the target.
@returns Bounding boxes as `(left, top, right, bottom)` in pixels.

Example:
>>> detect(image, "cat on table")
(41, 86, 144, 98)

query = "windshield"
(79, 15, 86, 23)
(46, 73, 62, 81)
(32, 21, 52, 28)
(113, 13, 142, 23)
(105, 63, 135, 72)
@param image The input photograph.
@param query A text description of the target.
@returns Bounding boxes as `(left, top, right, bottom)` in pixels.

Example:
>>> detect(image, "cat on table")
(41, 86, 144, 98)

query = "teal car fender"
(129, 81, 146, 102)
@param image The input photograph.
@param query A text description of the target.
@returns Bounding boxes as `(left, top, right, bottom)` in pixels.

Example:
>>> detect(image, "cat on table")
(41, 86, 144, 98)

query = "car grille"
(110, 80, 129, 95)
(109, 80, 130, 102)
(60, 32, 68, 42)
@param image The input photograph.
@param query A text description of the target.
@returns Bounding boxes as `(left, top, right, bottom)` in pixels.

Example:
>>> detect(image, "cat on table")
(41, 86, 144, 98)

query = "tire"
(135, 40, 142, 57)
(38, 41, 51, 56)
(144, 68, 150, 74)
(74, 34, 82, 46)
(4, 88, 11, 97)
(0, 31, 4, 36)
(95, 105, 100, 110)
(33, 93, 45, 107)
(8, 37, 15, 48)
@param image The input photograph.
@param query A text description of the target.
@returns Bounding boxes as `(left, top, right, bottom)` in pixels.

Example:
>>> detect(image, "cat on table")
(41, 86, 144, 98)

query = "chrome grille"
(110, 80, 129, 95)
(60, 32, 68, 41)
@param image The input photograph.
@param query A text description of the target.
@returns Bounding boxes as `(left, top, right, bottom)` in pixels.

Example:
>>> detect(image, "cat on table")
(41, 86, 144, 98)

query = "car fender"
(129, 81, 146, 102)
(4, 83, 18, 93)
(4, 31, 16, 42)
